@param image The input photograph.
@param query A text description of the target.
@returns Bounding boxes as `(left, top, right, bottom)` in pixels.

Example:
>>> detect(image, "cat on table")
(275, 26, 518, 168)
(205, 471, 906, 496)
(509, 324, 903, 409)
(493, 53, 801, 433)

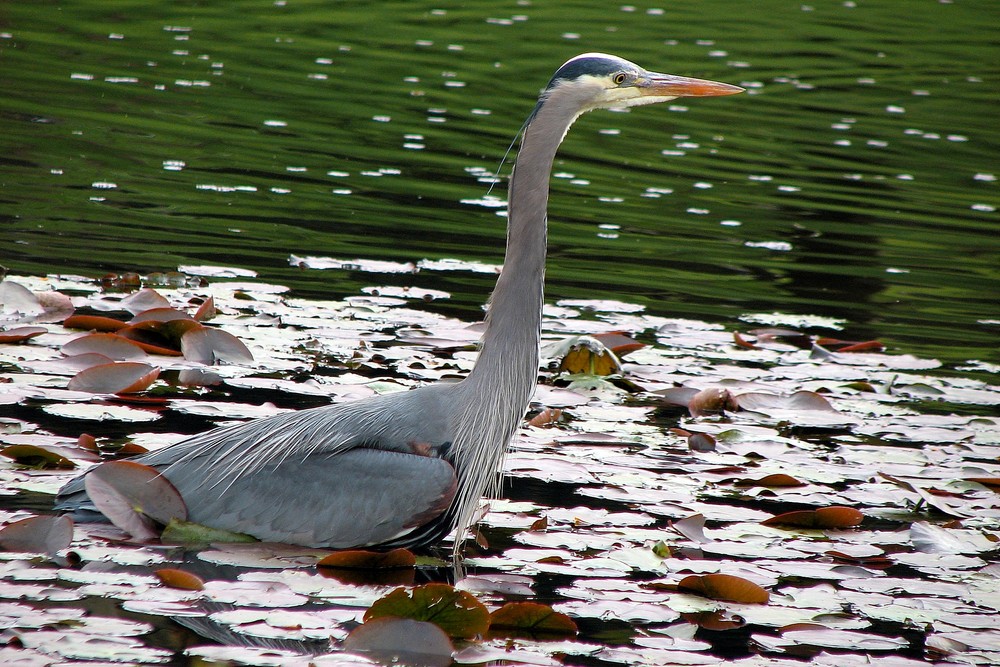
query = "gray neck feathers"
(449, 83, 588, 556)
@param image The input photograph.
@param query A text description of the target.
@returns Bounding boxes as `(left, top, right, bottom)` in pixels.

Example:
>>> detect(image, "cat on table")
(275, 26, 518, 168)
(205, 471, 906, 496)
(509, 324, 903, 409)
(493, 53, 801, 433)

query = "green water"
(3, 0, 998, 369)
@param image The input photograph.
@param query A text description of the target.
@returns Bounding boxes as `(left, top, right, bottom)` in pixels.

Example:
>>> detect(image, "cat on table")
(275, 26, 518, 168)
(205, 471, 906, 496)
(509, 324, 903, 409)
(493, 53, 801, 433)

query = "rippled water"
(2, 3, 999, 665)
(3, 1, 997, 368)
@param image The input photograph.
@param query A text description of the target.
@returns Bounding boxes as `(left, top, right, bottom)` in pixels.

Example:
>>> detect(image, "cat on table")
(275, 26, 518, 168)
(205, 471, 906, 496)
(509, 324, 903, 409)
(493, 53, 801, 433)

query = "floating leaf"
(688, 387, 739, 417)
(687, 431, 717, 452)
(364, 583, 490, 639)
(63, 333, 148, 360)
(749, 327, 813, 349)
(734, 474, 805, 488)
(181, 326, 254, 364)
(120, 288, 171, 315)
(101, 440, 149, 457)
(160, 518, 257, 545)
(593, 331, 645, 357)
(67, 362, 160, 394)
(733, 331, 758, 349)
(825, 550, 893, 567)
(528, 408, 562, 428)
(657, 386, 699, 408)
(100, 271, 142, 290)
(735, 390, 836, 413)
(77, 433, 98, 452)
(761, 506, 864, 529)
(0, 280, 43, 316)
(116, 322, 189, 355)
(842, 380, 878, 392)
(154, 568, 205, 591)
(317, 548, 416, 570)
(129, 307, 194, 324)
(0, 326, 47, 343)
(677, 573, 769, 604)
(194, 296, 216, 321)
(965, 477, 1000, 492)
(63, 315, 127, 332)
(84, 460, 188, 540)
(1, 444, 76, 469)
(488, 602, 578, 636)
(528, 516, 548, 531)
(344, 617, 453, 667)
(682, 610, 747, 631)
(672, 513, 710, 543)
(32, 352, 115, 376)
(33, 290, 75, 322)
(0, 515, 73, 554)
(651, 540, 672, 558)
(817, 337, 885, 352)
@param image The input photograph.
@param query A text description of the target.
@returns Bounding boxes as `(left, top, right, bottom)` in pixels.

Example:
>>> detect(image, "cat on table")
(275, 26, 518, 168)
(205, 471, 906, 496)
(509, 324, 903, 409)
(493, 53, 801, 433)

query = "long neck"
(465, 101, 574, 397)
(449, 95, 580, 556)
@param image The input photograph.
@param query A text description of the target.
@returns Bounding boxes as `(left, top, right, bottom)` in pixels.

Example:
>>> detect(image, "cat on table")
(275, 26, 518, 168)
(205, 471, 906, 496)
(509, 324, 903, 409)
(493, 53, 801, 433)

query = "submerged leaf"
(344, 617, 453, 667)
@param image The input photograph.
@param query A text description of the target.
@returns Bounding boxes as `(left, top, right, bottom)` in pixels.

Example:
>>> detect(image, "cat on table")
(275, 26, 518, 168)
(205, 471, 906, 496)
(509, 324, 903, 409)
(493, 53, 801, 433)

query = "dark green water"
(3, 0, 998, 369)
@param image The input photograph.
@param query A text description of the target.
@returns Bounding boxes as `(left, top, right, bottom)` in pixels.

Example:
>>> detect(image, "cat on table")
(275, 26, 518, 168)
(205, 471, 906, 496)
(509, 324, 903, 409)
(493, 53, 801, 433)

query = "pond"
(1, 1, 998, 665)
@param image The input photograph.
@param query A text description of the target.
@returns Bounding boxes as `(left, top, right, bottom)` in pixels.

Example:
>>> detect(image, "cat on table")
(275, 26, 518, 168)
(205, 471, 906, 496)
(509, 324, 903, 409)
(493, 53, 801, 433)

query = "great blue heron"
(58, 53, 742, 555)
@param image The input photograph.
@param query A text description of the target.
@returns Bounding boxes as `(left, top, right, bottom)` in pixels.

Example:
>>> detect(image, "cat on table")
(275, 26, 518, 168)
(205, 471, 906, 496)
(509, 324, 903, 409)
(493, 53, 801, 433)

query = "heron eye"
(613, 72, 627, 85)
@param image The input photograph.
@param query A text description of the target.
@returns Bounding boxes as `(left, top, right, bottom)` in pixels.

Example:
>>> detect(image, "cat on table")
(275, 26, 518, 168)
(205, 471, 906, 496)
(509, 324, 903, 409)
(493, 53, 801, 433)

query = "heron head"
(541, 53, 743, 113)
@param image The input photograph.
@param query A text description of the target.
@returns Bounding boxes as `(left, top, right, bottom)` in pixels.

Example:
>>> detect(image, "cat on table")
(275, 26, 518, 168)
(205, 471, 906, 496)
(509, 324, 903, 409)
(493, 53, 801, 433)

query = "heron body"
(57, 54, 741, 555)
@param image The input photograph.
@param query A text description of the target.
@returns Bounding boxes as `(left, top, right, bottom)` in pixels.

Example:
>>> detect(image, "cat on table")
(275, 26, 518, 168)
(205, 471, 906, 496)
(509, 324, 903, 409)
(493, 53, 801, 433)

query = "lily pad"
(0, 515, 73, 555)
(488, 601, 578, 636)
(83, 460, 188, 540)
(364, 583, 490, 639)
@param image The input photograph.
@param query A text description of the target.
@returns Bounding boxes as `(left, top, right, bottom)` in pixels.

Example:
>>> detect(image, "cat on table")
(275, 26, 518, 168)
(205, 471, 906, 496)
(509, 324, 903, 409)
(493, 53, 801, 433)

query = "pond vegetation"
(1, 271, 998, 665)
(1, 0, 998, 664)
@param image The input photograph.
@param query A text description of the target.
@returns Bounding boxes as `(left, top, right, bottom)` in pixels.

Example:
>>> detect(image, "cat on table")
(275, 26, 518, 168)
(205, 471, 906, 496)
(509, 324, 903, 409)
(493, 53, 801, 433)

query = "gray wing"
(183, 447, 457, 548)
(58, 383, 464, 548)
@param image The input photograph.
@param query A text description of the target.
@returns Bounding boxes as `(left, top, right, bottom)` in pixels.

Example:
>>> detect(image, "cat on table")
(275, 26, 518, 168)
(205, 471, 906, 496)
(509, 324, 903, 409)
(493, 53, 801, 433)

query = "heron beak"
(639, 72, 744, 98)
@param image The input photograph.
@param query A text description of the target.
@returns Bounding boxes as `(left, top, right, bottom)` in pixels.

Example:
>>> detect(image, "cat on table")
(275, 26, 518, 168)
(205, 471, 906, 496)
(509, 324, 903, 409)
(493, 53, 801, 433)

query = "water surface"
(2, 3, 997, 364)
